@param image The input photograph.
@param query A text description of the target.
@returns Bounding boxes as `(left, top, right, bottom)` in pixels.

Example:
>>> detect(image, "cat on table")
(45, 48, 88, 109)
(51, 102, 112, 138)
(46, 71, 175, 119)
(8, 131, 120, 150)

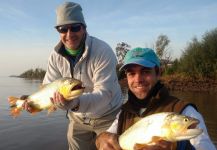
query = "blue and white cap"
(119, 47, 160, 71)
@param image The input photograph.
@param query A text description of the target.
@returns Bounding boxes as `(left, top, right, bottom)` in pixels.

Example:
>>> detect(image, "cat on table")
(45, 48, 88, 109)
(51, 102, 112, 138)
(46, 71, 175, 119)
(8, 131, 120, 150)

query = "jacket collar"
(122, 82, 168, 116)
(54, 33, 91, 59)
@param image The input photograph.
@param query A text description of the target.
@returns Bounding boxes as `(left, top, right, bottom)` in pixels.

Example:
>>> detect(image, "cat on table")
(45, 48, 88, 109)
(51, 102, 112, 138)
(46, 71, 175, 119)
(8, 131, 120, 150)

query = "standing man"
(95, 48, 216, 150)
(43, 2, 122, 150)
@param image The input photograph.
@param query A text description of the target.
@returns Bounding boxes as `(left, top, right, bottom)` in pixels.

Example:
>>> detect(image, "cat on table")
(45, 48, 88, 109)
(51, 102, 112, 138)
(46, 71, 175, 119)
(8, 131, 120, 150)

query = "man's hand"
(134, 140, 173, 150)
(20, 95, 34, 113)
(50, 92, 79, 110)
(96, 132, 121, 150)
(50, 92, 69, 109)
(22, 101, 34, 113)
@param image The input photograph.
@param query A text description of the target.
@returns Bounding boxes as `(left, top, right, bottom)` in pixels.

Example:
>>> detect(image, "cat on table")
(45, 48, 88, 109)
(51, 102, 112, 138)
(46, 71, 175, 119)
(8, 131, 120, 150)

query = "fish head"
(163, 113, 203, 141)
(58, 78, 85, 100)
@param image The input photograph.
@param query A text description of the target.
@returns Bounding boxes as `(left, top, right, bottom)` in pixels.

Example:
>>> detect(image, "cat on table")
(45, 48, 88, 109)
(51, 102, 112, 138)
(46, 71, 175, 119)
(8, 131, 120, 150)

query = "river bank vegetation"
(18, 68, 46, 80)
(117, 27, 217, 92)
(16, 27, 217, 92)
(161, 27, 217, 92)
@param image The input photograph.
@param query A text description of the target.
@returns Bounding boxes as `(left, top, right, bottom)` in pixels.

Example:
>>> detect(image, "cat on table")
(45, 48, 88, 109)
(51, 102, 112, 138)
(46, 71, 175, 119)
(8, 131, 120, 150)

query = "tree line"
(116, 27, 217, 80)
(18, 27, 217, 80)
(167, 27, 217, 79)
(19, 68, 46, 80)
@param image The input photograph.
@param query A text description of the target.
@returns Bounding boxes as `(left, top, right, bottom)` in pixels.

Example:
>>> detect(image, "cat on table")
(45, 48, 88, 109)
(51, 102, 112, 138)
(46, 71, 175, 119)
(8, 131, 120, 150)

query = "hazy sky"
(0, 0, 216, 76)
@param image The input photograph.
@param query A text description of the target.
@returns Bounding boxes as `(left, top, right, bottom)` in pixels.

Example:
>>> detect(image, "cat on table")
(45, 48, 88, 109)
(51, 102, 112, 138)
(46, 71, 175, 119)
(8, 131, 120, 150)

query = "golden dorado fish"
(119, 112, 203, 150)
(8, 77, 84, 118)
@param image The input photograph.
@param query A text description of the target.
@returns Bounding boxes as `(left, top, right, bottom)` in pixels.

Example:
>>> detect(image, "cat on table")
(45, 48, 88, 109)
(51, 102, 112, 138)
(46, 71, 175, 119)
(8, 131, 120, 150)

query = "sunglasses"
(56, 24, 82, 33)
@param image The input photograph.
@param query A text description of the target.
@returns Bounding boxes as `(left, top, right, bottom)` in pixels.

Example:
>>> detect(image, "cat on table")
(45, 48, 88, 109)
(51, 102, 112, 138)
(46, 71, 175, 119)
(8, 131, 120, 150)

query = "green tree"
(178, 27, 217, 78)
(155, 34, 172, 75)
(155, 34, 170, 60)
(115, 42, 131, 64)
(19, 68, 46, 80)
(115, 42, 131, 80)
(163, 59, 180, 75)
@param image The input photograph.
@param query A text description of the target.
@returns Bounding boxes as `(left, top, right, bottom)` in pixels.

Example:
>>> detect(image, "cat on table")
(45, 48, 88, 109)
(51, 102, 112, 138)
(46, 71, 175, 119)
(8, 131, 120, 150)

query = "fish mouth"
(64, 83, 85, 100)
(175, 119, 203, 141)
(71, 84, 85, 91)
(184, 119, 203, 139)
(187, 120, 199, 129)
(58, 78, 85, 100)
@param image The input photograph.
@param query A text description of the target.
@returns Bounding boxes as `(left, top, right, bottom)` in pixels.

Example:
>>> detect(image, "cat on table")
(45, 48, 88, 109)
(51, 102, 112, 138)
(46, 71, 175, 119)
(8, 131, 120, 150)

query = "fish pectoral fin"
(134, 137, 165, 150)
(30, 108, 42, 115)
(134, 143, 150, 150)
(10, 107, 22, 118)
(8, 96, 23, 118)
(47, 105, 57, 115)
(142, 136, 163, 145)
(151, 136, 163, 144)
(39, 84, 46, 89)
(26, 104, 42, 115)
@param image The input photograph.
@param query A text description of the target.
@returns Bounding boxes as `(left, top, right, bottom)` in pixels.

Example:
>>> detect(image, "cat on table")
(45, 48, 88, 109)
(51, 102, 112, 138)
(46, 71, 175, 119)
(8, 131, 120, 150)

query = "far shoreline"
(119, 76, 217, 93)
(9, 74, 217, 93)
(9, 75, 43, 81)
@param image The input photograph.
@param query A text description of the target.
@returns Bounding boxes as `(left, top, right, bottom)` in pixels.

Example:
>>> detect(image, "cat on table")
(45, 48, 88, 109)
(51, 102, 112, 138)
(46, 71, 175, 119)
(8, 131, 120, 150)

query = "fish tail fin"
(47, 105, 57, 115)
(8, 96, 19, 106)
(8, 96, 23, 118)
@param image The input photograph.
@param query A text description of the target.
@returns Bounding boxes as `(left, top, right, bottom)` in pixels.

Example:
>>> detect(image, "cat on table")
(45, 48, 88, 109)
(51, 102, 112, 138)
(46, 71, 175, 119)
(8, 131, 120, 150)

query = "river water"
(0, 76, 216, 149)
(0, 77, 68, 150)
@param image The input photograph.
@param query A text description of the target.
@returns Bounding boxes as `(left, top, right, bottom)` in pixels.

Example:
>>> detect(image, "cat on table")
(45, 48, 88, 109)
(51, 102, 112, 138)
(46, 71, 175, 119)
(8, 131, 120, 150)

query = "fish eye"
(184, 118, 189, 122)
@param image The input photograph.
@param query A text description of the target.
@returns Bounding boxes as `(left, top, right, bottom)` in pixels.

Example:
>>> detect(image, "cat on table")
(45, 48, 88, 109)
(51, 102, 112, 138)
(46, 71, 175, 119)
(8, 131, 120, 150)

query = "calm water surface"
(170, 91, 217, 147)
(0, 77, 216, 149)
(0, 77, 68, 150)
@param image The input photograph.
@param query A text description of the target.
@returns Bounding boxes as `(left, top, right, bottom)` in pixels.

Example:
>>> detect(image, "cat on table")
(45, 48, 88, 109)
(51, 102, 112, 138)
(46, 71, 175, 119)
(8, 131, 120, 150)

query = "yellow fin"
(11, 107, 22, 118)
(39, 84, 46, 89)
(134, 136, 165, 150)
(134, 143, 150, 150)
(8, 96, 23, 118)
(150, 136, 163, 144)
(8, 96, 19, 106)
(47, 105, 57, 115)
(29, 108, 41, 115)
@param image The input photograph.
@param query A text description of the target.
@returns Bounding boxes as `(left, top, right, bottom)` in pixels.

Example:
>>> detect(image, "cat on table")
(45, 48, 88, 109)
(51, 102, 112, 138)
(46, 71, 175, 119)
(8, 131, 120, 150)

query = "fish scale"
(119, 112, 203, 150)
(8, 77, 84, 118)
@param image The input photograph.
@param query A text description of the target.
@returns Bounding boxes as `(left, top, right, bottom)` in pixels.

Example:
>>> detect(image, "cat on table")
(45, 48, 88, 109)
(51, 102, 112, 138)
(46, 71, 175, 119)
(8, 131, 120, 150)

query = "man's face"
(125, 64, 159, 99)
(57, 24, 86, 50)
